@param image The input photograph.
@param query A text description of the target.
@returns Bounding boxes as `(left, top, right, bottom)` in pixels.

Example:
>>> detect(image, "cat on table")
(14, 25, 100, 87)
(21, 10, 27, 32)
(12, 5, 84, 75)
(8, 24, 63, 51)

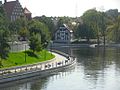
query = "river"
(1, 47, 120, 90)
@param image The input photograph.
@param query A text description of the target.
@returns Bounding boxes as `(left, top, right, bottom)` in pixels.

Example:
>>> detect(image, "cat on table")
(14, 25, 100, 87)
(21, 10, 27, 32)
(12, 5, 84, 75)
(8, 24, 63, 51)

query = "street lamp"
(50, 41, 53, 55)
(44, 42, 47, 60)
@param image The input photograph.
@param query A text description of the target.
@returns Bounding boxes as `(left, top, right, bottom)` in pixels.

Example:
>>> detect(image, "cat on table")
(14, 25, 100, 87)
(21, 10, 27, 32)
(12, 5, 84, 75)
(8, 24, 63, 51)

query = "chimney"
(4, 0, 7, 3)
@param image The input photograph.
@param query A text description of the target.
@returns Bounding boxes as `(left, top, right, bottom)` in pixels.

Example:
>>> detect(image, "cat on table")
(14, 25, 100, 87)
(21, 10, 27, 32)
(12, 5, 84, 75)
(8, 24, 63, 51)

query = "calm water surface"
(1, 47, 120, 90)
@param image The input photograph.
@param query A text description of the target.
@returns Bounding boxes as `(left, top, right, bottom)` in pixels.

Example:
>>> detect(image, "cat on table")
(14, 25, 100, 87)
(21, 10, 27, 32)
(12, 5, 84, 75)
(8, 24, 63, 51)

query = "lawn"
(1, 50, 55, 68)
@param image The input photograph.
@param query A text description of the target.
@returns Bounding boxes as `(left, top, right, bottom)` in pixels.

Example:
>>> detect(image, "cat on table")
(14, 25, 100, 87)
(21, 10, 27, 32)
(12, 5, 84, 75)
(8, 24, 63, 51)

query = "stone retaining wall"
(0, 51, 76, 84)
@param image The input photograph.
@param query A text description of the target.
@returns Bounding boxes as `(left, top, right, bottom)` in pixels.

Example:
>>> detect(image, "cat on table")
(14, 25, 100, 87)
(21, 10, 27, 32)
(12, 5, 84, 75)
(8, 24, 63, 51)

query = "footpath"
(0, 52, 76, 83)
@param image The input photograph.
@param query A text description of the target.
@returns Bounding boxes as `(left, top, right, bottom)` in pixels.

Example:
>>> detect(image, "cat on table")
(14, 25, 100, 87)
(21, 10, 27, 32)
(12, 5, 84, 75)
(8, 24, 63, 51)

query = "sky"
(2, 0, 120, 17)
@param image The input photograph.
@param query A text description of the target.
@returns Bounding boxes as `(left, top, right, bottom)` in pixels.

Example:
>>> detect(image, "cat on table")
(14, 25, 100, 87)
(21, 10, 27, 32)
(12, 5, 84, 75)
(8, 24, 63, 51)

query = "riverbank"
(0, 51, 76, 83)
(0, 50, 55, 68)
(51, 43, 120, 48)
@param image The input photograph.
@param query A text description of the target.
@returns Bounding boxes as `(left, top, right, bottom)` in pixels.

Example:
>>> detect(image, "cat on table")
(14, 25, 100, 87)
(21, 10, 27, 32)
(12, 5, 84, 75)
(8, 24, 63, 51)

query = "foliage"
(19, 27, 29, 40)
(29, 20, 51, 48)
(34, 15, 56, 38)
(75, 23, 96, 42)
(29, 33, 42, 53)
(0, 6, 10, 67)
(0, 6, 9, 30)
(57, 17, 73, 29)
(9, 17, 28, 41)
(0, 30, 10, 60)
(1, 50, 55, 68)
(104, 9, 120, 43)
(79, 9, 108, 44)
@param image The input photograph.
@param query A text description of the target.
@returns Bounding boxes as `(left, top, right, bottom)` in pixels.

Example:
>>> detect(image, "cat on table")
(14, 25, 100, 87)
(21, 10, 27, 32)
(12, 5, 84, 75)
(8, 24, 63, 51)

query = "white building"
(54, 24, 73, 43)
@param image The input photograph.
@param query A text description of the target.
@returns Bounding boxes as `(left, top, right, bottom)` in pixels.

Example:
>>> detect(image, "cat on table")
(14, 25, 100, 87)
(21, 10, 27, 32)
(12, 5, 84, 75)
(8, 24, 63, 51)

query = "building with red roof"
(3, 0, 31, 21)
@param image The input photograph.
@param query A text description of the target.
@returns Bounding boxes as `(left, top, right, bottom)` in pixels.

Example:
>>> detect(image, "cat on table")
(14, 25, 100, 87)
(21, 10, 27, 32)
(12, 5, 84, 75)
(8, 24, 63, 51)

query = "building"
(24, 7, 32, 20)
(0, 1, 2, 6)
(105, 9, 119, 18)
(3, 0, 31, 21)
(54, 24, 73, 43)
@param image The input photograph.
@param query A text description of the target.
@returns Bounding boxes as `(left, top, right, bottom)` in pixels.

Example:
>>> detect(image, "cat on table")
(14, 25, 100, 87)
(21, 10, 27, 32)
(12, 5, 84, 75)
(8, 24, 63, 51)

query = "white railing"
(0, 56, 76, 77)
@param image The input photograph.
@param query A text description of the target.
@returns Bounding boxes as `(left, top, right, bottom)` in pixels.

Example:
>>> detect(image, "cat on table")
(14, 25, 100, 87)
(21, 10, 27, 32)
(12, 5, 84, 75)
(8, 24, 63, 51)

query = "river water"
(1, 47, 120, 90)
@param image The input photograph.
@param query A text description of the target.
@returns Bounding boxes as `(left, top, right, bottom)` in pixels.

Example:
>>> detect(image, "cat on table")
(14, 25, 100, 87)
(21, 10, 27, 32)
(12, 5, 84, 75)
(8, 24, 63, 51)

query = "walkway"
(52, 52, 67, 62)
(0, 52, 69, 75)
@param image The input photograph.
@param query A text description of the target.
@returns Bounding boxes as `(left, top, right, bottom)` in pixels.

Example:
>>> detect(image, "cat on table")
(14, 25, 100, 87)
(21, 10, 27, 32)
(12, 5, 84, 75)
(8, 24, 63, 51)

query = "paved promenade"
(0, 52, 69, 75)
(53, 52, 67, 62)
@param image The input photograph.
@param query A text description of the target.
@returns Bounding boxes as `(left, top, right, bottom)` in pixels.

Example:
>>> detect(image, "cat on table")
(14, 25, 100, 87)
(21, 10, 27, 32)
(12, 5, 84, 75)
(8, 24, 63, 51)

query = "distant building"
(0, 1, 2, 6)
(3, 0, 31, 21)
(105, 9, 119, 18)
(54, 24, 73, 43)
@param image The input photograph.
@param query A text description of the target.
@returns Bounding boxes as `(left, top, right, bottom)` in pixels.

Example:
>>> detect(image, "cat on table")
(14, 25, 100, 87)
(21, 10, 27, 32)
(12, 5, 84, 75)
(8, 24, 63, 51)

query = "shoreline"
(52, 43, 120, 48)
(0, 51, 76, 84)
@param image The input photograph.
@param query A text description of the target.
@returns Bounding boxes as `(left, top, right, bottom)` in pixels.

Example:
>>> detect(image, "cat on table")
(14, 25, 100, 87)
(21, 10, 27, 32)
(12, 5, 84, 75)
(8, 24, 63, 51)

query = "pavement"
(0, 52, 68, 75)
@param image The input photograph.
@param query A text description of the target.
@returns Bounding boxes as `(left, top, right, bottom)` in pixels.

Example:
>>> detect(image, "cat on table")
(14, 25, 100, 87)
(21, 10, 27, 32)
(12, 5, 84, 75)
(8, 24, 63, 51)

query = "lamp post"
(50, 41, 53, 55)
(44, 42, 47, 60)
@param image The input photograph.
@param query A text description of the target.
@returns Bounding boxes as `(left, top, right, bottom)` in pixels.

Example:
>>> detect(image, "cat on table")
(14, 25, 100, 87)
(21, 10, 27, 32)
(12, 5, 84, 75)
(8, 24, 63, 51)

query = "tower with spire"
(3, 0, 32, 21)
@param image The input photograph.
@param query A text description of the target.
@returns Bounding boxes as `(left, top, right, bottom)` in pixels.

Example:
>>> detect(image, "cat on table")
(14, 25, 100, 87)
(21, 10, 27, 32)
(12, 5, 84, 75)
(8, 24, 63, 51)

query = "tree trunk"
(97, 35, 100, 46)
(103, 34, 105, 46)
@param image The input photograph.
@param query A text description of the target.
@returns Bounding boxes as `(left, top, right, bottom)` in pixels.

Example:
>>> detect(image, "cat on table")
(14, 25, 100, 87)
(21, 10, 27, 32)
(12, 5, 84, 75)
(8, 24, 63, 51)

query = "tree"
(9, 17, 28, 41)
(107, 15, 120, 43)
(29, 33, 42, 53)
(0, 6, 10, 67)
(75, 23, 95, 42)
(34, 15, 56, 39)
(29, 20, 50, 48)
(81, 9, 105, 45)
(19, 27, 29, 41)
(99, 12, 107, 45)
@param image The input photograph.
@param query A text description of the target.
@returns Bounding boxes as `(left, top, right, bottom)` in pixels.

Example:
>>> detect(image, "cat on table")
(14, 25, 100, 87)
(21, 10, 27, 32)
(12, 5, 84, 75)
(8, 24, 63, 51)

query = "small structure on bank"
(54, 24, 73, 43)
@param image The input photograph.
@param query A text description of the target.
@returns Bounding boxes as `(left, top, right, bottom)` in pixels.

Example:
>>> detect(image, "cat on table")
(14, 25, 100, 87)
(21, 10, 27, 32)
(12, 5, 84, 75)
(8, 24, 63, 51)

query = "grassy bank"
(1, 50, 55, 68)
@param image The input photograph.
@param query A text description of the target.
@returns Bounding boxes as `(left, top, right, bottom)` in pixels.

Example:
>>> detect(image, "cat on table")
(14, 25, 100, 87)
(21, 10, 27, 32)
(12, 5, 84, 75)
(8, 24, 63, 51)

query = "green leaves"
(0, 7, 10, 62)
(29, 20, 50, 48)
(0, 30, 10, 60)
(29, 33, 42, 53)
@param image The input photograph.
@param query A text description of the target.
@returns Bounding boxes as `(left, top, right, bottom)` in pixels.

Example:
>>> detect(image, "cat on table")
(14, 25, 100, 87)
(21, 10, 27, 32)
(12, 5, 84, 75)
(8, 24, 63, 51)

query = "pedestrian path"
(0, 52, 68, 75)
(0, 52, 76, 83)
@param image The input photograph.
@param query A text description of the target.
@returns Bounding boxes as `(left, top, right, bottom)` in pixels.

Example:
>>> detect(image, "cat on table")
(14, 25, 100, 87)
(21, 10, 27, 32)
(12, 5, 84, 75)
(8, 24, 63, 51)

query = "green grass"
(1, 50, 55, 68)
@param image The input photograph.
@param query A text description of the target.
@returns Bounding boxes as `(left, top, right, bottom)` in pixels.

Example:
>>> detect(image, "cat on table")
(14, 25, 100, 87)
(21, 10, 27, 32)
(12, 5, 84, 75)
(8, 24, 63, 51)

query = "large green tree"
(29, 20, 50, 49)
(107, 15, 120, 43)
(29, 33, 42, 53)
(0, 6, 10, 67)
(81, 9, 106, 45)
(34, 15, 56, 39)
(75, 23, 95, 42)
(9, 17, 29, 41)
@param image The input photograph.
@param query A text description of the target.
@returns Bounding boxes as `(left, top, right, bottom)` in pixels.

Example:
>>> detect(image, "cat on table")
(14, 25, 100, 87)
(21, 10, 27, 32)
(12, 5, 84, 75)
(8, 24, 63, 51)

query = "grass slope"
(1, 50, 55, 68)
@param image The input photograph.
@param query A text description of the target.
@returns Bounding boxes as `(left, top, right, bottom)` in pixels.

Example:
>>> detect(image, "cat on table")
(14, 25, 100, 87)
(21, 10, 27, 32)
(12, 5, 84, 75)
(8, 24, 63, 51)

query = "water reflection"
(1, 47, 120, 90)
(0, 66, 75, 90)
(72, 47, 120, 90)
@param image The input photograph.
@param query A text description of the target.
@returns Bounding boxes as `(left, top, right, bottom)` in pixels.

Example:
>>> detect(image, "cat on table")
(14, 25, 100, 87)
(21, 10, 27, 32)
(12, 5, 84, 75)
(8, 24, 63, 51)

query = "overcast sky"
(2, 0, 120, 17)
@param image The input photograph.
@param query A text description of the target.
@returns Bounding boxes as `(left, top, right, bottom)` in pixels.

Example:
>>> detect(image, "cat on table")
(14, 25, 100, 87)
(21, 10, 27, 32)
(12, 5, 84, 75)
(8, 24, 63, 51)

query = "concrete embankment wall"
(0, 51, 76, 84)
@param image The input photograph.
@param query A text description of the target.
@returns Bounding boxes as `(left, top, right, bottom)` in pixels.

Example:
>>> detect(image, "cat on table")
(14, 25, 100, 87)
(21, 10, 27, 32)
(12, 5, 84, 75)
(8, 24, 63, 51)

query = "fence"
(0, 52, 76, 78)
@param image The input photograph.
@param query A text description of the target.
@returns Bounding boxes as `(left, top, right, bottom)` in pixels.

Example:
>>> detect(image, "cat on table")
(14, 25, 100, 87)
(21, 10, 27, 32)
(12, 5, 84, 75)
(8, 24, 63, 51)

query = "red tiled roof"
(3, 1, 17, 18)
(24, 7, 31, 14)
